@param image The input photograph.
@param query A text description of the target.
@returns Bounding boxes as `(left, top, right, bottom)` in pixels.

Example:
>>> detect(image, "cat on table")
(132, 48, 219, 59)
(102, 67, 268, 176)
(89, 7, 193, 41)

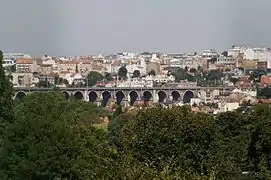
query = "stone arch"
(129, 91, 139, 106)
(171, 90, 181, 101)
(183, 90, 194, 104)
(74, 91, 84, 100)
(62, 91, 70, 100)
(89, 91, 98, 102)
(116, 91, 125, 105)
(143, 90, 152, 104)
(15, 91, 26, 101)
(102, 91, 111, 107)
(158, 90, 167, 103)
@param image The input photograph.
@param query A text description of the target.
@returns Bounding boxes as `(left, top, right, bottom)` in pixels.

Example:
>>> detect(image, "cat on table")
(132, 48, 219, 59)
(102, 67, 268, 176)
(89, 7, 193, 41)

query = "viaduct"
(14, 86, 235, 107)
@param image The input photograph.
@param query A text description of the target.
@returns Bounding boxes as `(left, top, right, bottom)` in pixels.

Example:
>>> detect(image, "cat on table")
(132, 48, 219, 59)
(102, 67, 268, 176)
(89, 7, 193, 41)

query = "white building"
(216, 56, 236, 65)
(228, 46, 271, 68)
(169, 58, 183, 68)
(227, 46, 249, 58)
(3, 52, 32, 67)
(243, 48, 270, 61)
(126, 64, 141, 75)
(218, 102, 240, 112)
(201, 49, 218, 59)
(190, 98, 201, 106)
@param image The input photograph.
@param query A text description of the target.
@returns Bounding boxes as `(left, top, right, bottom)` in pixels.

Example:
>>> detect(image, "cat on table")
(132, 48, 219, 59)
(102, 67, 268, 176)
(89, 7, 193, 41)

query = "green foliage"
(189, 68, 197, 73)
(75, 64, 79, 73)
(210, 111, 251, 178)
(0, 50, 14, 123)
(37, 78, 53, 88)
(55, 75, 69, 85)
(247, 105, 271, 178)
(109, 105, 271, 179)
(229, 77, 239, 85)
(0, 92, 116, 179)
(249, 69, 266, 83)
(257, 87, 271, 98)
(0, 50, 14, 146)
(117, 107, 216, 175)
(206, 70, 223, 81)
(148, 69, 156, 76)
(118, 66, 128, 79)
(108, 110, 137, 151)
(0, 78, 270, 179)
(173, 68, 196, 82)
(104, 72, 113, 81)
(87, 71, 103, 87)
(3, 64, 16, 73)
(132, 70, 141, 78)
(113, 105, 122, 118)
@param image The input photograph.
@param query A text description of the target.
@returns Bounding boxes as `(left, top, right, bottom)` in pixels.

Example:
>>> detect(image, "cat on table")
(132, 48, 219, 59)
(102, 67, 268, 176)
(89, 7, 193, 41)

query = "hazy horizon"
(1, 0, 271, 56)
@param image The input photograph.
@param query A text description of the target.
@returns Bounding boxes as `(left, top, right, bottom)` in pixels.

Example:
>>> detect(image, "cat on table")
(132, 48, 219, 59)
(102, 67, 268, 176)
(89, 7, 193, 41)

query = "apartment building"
(201, 49, 218, 59)
(11, 72, 37, 87)
(58, 60, 77, 72)
(244, 48, 271, 61)
(227, 45, 249, 58)
(3, 52, 31, 67)
(214, 56, 237, 70)
(15, 58, 38, 73)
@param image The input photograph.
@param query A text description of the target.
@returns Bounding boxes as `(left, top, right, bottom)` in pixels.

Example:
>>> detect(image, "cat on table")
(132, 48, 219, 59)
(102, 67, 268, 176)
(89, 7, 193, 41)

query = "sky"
(0, 0, 271, 56)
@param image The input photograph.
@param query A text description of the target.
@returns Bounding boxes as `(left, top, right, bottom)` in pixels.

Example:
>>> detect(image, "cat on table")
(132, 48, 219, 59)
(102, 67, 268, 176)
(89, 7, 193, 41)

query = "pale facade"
(11, 72, 37, 87)
(16, 58, 38, 73)
(218, 102, 240, 112)
(3, 52, 31, 67)
(244, 48, 271, 63)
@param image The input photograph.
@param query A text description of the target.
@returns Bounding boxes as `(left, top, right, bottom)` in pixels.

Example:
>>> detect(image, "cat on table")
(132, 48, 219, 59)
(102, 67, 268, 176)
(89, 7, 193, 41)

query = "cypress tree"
(0, 50, 14, 123)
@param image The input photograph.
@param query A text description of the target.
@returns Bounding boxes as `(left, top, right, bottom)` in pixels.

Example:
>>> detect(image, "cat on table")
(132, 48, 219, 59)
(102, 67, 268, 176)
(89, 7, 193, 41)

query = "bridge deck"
(14, 86, 236, 91)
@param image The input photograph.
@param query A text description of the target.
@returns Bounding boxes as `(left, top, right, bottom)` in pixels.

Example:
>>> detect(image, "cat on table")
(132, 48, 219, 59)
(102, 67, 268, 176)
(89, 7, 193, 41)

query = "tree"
(174, 68, 196, 82)
(222, 51, 228, 57)
(118, 66, 128, 79)
(75, 64, 79, 73)
(0, 50, 14, 124)
(257, 87, 271, 99)
(54, 75, 69, 86)
(113, 105, 123, 118)
(148, 70, 156, 76)
(229, 77, 239, 85)
(211, 111, 250, 177)
(197, 66, 203, 72)
(184, 66, 189, 72)
(207, 70, 223, 81)
(108, 110, 137, 151)
(4, 65, 16, 73)
(87, 71, 103, 87)
(37, 78, 53, 88)
(246, 105, 271, 179)
(249, 69, 266, 83)
(0, 92, 116, 179)
(104, 72, 113, 81)
(132, 70, 141, 78)
(189, 68, 197, 73)
(116, 106, 216, 175)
